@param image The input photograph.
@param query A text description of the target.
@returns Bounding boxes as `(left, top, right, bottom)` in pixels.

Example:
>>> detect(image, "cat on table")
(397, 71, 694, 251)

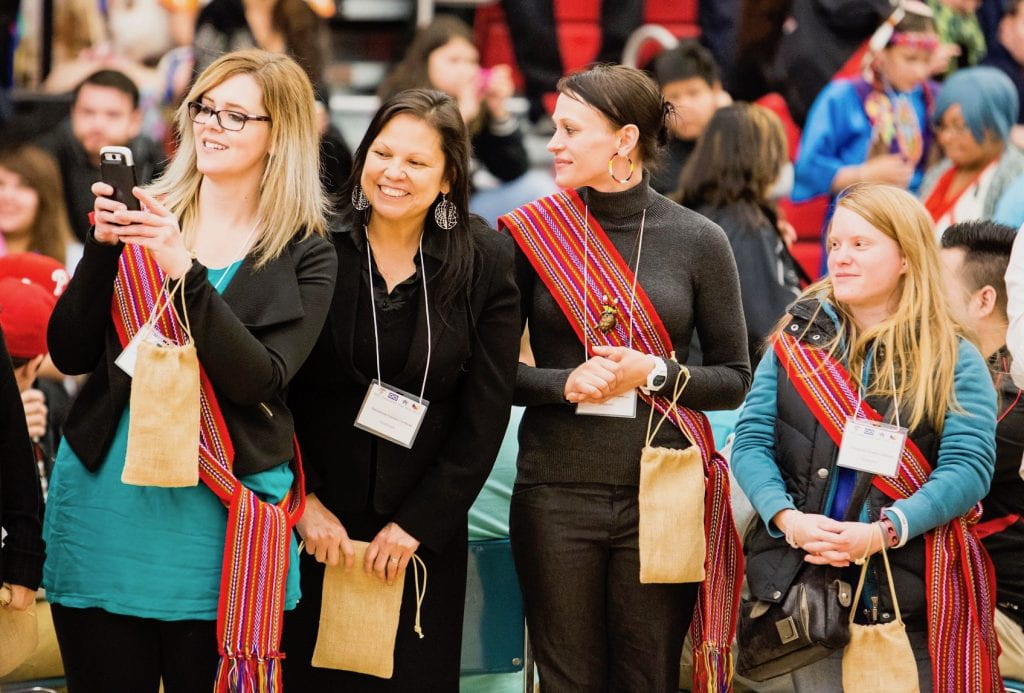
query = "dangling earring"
(607, 153, 635, 184)
(434, 193, 457, 230)
(351, 183, 369, 211)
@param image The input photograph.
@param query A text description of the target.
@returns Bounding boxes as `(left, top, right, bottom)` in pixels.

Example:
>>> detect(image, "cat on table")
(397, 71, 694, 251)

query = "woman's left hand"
(802, 520, 883, 567)
(111, 187, 193, 279)
(586, 345, 656, 401)
(365, 522, 420, 586)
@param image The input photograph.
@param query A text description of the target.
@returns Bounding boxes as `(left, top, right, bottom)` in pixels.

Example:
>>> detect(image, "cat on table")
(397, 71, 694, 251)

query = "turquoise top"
(43, 261, 301, 620)
(732, 336, 997, 542)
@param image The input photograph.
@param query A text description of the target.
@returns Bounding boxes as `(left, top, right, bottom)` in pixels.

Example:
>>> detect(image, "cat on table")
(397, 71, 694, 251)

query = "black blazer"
(0, 327, 44, 590)
(288, 218, 520, 552)
(48, 231, 337, 477)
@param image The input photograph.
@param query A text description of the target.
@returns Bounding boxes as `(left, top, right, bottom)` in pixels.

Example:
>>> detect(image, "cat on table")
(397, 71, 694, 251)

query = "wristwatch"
(641, 356, 668, 394)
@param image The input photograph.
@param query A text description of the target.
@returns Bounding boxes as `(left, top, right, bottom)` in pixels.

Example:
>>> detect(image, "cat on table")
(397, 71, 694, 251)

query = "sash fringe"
(774, 332, 1003, 693)
(112, 245, 304, 693)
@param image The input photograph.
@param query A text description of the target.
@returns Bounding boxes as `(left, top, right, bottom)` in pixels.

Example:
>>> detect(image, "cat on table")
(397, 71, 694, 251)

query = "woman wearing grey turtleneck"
(501, 65, 750, 691)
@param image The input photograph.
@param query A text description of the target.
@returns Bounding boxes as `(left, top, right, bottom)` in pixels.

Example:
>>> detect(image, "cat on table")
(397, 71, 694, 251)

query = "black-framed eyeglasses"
(187, 101, 271, 131)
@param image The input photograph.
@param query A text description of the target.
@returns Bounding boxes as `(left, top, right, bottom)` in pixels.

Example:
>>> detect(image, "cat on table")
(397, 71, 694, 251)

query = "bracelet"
(879, 517, 899, 548)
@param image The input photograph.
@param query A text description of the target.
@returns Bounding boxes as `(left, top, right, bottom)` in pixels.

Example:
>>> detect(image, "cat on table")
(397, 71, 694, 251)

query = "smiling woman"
(282, 88, 520, 691)
(732, 184, 1000, 691)
(42, 49, 337, 692)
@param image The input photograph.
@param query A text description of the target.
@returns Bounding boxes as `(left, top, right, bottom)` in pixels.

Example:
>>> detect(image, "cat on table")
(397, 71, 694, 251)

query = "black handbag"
(736, 564, 854, 682)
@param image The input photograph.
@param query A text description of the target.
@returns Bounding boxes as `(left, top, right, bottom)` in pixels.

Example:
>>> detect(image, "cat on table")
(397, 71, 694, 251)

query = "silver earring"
(351, 184, 369, 211)
(434, 193, 457, 230)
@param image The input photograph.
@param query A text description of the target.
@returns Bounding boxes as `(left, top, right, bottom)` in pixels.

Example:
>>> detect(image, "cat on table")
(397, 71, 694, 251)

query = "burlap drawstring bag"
(639, 367, 706, 583)
(312, 541, 428, 679)
(0, 583, 38, 677)
(122, 274, 200, 487)
(842, 525, 919, 692)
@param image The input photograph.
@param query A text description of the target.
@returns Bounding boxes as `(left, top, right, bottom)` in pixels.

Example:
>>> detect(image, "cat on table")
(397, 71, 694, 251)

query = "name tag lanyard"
(352, 229, 432, 448)
(836, 354, 908, 478)
(576, 204, 646, 418)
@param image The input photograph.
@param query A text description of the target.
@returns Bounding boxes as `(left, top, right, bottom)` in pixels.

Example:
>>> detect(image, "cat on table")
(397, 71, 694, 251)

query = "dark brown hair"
(0, 146, 73, 264)
(557, 64, 669, 166)
(676, 103, 787, 213)
(378, 15, 475, 101)
(345, 89, 474, 313)
(274, 0, 326, 87)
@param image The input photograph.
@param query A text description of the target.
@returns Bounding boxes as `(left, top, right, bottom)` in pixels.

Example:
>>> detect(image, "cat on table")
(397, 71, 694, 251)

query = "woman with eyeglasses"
(920, 66, 1024, 236)
(42, 49, 337, 691)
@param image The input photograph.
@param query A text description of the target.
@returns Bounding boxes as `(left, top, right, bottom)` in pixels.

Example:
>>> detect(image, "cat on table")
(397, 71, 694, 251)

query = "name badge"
(354, 380, 429, 449)
(115, 328, 168, 378)
(576, 389, 638, 418)
(836, 417, 907, 478)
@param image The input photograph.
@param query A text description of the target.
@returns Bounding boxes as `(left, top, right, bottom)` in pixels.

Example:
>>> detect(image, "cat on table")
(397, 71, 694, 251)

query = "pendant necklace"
(580, 203, 647, 354)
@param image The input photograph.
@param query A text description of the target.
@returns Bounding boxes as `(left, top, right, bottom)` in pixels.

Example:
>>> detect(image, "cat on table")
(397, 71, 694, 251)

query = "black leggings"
(50, 604, 219, 693)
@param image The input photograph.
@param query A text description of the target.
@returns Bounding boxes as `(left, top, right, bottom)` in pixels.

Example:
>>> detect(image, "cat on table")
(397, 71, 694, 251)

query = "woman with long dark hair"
(378, 15, 556, 224)
(677, 103, 802, 363)
(282, 88, 520, 690)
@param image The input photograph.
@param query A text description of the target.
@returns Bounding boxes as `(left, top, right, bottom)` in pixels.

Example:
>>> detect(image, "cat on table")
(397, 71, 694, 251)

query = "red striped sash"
(500, 190, 744, 692)
(112, 244, 305, 692)
(774, 331, 1002, 693)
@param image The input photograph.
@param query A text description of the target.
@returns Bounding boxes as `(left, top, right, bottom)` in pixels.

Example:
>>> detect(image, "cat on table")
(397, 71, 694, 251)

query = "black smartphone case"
(100, 159, 141, 211)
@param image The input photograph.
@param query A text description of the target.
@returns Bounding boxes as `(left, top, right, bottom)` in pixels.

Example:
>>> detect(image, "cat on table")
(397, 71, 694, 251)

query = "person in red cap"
(0, 253, 70, 484)
(0, 319, 44, 614)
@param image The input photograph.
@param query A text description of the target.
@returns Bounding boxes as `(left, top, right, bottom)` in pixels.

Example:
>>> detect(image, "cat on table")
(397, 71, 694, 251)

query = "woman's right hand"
(296, 493, 355, 568)
(91, 181, 127, 246)
(564, 356, 621, 403)
(773, 509, 845, 552)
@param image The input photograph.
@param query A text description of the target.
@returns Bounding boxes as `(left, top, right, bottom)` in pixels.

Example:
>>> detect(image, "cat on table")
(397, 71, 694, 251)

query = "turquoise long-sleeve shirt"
(732, 338, 997, 542)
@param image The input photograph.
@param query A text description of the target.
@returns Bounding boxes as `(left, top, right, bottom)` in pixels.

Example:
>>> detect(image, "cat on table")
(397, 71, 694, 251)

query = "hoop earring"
(351, 183, 370, 211)
(608, 153, 635, 184)
(434, 193, 458, 230)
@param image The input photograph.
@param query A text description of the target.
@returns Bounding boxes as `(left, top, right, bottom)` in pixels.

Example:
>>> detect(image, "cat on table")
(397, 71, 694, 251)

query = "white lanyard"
(580, 204, 646, 359)
(206, 220, 260, 292)
(364, 228, 432, 403)
(852, 356, 902, 428)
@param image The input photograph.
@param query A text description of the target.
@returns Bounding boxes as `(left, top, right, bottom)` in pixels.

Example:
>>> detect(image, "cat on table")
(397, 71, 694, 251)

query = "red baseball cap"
(0, 253, 70, 298)
(0, 277, 57, 359)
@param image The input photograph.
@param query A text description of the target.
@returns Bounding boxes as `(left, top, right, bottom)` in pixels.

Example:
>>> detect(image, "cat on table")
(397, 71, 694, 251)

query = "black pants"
(510, 483, 699, 692)
(50, 604, 219, 693)
(281, 511, 468, 692)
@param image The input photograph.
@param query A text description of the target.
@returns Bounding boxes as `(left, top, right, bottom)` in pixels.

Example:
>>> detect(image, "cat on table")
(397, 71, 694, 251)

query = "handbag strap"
(848, 524, 904, 625)
(141, 272, 193, 344)
(644, 362, 692, 448)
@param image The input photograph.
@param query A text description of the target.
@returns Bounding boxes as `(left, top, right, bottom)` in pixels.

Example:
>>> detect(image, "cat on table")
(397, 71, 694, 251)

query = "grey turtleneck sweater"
(510, 176, 751, 486)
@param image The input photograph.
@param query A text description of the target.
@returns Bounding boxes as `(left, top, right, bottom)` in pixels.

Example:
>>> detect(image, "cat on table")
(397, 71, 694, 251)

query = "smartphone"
(99, 145, 140, 212)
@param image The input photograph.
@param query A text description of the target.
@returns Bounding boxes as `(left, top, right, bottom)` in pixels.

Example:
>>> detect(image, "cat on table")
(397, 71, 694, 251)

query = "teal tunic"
(43, 261, 301, 620)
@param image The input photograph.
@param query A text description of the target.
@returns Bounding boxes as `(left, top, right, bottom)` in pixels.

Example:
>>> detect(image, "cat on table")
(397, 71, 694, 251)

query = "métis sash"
(774, 331, 1002, 693)
(112, 244, 305, 692)
(500, 190, 744, 692)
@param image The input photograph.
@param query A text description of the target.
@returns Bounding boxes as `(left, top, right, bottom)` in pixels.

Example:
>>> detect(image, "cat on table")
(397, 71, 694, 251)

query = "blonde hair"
(149, 49, 327, 267)
(782, 184, 965, 433)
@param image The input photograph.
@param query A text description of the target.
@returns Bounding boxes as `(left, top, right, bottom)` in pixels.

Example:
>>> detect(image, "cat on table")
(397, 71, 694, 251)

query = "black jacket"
(48, 231, 337, 478)
(981, 348, 1024, 627)
(744, 298, 939, 631)
(288, 218, 520, 552)
(696, 202, 801, 364)
(0, 328, 43, 590)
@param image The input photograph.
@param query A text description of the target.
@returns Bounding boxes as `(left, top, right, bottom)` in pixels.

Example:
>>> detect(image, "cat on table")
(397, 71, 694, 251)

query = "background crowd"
(3, 0, 1024, 692)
